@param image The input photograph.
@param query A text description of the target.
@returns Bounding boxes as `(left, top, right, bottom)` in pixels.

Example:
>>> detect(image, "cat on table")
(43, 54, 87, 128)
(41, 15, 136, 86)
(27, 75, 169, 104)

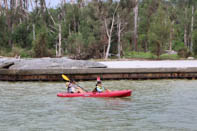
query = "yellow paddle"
(61, 74, 88, 92)
(62, 74, 70, 81)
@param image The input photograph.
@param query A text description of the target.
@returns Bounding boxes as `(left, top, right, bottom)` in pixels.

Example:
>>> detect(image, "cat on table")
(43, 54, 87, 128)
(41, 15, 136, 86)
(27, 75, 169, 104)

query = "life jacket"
(96, 85, 105, 92)
(67, 83, 78, 93)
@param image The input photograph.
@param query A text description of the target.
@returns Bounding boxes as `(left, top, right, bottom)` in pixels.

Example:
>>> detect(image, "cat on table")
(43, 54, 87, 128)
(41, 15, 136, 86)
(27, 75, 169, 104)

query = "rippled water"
(0, 80, 197, 131)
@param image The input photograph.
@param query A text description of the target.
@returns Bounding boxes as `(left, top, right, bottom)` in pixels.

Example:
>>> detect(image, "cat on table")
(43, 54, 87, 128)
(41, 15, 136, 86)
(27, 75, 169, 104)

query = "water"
(0, 80, 197, 131)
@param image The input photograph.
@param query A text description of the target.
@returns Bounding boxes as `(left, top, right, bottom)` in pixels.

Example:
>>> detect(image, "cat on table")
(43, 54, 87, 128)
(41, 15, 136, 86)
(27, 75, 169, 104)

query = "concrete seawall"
(1, 59, 197, 81)
(1, 67, 197, 81)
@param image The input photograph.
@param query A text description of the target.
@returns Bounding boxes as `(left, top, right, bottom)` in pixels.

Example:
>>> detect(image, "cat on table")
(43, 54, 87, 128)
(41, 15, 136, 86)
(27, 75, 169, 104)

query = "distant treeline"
(0, 0, 197, 59)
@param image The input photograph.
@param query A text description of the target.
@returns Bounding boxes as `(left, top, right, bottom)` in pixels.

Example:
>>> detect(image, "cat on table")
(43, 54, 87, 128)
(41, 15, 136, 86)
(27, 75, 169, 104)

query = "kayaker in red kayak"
(92, 77, 110, 93)
(67, 80, 86, 93)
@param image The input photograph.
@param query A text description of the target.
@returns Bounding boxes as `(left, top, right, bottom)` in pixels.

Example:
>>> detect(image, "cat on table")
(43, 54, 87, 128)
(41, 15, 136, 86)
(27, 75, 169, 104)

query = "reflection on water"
(0, 80, 197, 131)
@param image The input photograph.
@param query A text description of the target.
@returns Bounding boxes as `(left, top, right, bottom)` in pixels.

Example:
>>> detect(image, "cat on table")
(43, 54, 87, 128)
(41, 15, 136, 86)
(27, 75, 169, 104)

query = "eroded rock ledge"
(0, 57, 107, 69)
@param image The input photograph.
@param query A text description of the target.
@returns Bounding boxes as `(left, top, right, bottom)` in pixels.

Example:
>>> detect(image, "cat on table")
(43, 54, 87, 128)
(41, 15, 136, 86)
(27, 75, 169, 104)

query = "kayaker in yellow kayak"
(66, 80, 86, 93)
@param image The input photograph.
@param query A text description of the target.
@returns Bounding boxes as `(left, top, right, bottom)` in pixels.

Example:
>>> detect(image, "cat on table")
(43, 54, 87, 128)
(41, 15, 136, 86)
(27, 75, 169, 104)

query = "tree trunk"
(105, 37, 111, 59)
(56, 43, 58, 57)
(104, 3, 119, 59)
(15, 0, 18, 9)
(20, 0, 23, 11)
(4, 0, 12, 46)
(104, 17, 112, 59)
(169, 29, 172, 51)
(133, 0, 138, 51)
(117, 14, 121, 59)
(144, 40, 148, 52)
(104, 16, 115, 59)
(4, 0, 8, 10)
(190, 5, 194, 52)
(7, 14, 12, 46)
(184, 8, 187, 47)
(61, 0, 66, 22)
(184, 26, 187, 47)
(58, 24, 62, 57)
(103, 45, 106, 58)
(117, 26, 121, 59)
(157, 43, 161, 59)
(33, 24, 35, 41)
(69, 24, 71, 35)
(169, 21, 174, 51)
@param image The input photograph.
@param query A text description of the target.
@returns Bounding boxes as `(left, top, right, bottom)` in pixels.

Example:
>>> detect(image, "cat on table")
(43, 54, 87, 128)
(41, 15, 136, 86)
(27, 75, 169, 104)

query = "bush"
(3, 46, 33, 58)
(193, 30, 197, 56)
(12, 23, 32, 48)
(173, 41, 185, 51)
(178, 48, 191, 58)
(124, 51, 157, 59)
(33, 28, 51, 58)
(160, 54, 179, 60)
(0, 48, 9, 57)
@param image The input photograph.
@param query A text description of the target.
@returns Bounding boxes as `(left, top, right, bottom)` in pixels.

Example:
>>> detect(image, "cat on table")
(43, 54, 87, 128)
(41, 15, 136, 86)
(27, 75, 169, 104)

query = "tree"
(33, 26, 49, 57)
(133, 0, 138, 51)
(148, 2, 171, 58)
(138, 0, 159, 52)
(1, 0, 197, 59)
(192, 30, 197, 55)
(103, 1, 119, 59)
(116, 0, 135, 58)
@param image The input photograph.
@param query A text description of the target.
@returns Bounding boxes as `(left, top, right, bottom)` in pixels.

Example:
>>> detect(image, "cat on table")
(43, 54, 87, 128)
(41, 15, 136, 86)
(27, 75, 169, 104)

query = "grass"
(160, 54, 179, 60)
(124, 51, 157, 59)
(0, 48, 187, 60)
(0, 46, 33, 58)
(124, 51, 180, 60)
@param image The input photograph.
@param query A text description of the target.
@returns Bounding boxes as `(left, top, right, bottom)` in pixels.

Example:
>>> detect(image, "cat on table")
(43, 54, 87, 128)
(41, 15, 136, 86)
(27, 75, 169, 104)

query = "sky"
(45, 0, 61, 8)
(45, 0, 76, 8)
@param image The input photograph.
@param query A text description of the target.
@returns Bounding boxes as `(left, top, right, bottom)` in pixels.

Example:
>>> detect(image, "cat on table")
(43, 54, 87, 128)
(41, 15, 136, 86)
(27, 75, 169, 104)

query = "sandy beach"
(99, 60, 197, 68)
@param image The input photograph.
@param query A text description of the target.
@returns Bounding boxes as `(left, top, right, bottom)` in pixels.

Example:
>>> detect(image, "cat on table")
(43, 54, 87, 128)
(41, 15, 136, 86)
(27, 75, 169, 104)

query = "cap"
(97, 76, 101, 81)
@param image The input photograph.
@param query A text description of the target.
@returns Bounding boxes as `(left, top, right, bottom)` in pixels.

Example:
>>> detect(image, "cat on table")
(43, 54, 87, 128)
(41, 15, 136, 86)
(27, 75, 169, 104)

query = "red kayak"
(57, 90, 132, 98)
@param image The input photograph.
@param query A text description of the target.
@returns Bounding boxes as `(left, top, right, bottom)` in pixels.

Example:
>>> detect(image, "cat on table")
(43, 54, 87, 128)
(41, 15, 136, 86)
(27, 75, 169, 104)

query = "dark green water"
(0, 80, 197, 131)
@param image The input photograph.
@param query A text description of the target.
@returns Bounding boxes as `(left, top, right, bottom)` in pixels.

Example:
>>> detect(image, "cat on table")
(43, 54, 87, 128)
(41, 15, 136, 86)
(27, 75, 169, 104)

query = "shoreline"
(1, 58, 197, 81)
(99, 60, 197, 68)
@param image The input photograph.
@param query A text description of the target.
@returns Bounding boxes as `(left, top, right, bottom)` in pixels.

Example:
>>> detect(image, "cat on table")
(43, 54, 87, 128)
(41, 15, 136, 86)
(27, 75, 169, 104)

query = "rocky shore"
(0, 57, 107, 69)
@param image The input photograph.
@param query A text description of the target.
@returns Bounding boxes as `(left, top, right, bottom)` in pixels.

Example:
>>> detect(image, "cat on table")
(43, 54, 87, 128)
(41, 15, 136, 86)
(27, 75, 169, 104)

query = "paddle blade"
(62, 74, 70, 81)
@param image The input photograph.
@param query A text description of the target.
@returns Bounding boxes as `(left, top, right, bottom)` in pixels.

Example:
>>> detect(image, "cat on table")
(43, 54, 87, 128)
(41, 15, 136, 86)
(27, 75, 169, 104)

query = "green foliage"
(0, 15, 9, 48)
(0, 46, 33, 58)
(0, 48, 9, 57)
(9, 46, 33, 57)
(148, 4, 171, 57)
(177, 48, 191, 58)
(160, 54, 179, 60)
(12, 23, 32, 48)
(125, 51, 157, 59)
(67, 32, 84, 54)
(0, 0, 196, 59)
(32, 27, 51, 58)
(193, 30, 197, 56)
(125, 51, 179, 60)
(173, 41, 185, 51)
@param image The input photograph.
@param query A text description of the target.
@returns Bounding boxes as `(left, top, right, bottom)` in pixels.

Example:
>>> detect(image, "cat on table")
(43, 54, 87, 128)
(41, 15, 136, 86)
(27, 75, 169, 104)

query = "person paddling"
(67, 79, 86, 93)
(93, 77, 110, 93)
